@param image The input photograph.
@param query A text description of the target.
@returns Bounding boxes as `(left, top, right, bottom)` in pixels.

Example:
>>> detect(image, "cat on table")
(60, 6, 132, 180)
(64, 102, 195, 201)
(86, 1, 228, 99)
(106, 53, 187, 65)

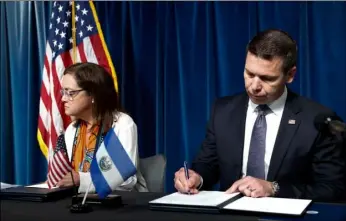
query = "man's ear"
(286, 66, 297, 84)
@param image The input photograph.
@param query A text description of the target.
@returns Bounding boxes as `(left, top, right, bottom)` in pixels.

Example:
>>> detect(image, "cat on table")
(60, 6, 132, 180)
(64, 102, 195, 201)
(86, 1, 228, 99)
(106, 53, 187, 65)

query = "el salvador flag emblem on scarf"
(90, 128, 137, 199)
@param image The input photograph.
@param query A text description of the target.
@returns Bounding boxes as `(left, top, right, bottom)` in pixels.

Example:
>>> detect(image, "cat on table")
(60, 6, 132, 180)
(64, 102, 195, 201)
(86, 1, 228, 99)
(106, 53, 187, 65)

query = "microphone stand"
(66, 120, 88, 212)
(70, 180, 93, 213)
(69, 120, 104, 213)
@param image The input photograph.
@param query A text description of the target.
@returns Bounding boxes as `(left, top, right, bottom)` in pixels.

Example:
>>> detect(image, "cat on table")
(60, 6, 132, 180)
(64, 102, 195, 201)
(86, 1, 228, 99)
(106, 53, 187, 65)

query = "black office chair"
(139, 154, 166, 192)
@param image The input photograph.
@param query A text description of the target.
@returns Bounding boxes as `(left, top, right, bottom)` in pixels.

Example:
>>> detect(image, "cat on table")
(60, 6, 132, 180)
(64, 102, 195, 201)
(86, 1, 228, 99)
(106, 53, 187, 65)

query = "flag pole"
(72, 1, 77, 63)
(71, 1, 77, 123)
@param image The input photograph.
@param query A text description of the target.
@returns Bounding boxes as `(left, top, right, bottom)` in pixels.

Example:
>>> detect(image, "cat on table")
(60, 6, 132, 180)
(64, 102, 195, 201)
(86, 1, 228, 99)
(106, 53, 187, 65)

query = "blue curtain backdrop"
(1, 1, 346, 193)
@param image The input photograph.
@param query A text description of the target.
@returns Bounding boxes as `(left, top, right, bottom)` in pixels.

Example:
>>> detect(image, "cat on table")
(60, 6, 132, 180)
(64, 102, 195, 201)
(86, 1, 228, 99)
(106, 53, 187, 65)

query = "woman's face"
(61, 74, 93, 118)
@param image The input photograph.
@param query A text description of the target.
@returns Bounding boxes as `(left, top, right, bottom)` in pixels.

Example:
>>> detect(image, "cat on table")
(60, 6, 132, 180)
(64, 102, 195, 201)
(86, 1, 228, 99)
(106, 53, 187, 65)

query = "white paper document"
(26, 183, 57, 189)
(149, 191, 240, 207)
(223, 196, 311, 215)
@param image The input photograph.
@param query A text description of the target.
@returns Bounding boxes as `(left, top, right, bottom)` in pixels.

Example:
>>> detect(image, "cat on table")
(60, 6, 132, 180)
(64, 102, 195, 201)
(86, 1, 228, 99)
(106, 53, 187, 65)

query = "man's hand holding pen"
(174, 163, 202, 194)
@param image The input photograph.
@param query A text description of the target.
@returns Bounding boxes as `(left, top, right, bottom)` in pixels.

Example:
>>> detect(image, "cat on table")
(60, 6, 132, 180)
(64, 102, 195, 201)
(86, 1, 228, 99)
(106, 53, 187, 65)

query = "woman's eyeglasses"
(60, 89, 84, 101)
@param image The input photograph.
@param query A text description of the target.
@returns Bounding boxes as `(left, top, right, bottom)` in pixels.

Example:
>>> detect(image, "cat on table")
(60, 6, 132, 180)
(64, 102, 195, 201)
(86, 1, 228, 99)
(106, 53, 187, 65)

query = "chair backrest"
(139, 154, 166, 192)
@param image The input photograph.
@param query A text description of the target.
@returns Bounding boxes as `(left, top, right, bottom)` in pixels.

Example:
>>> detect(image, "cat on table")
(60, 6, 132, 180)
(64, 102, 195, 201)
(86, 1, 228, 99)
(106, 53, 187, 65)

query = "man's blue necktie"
(246, 104, 272, 180)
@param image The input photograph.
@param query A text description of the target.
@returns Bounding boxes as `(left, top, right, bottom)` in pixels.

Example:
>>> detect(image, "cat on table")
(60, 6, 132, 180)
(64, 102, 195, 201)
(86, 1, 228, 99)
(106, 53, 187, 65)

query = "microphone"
(70, 120, 104, 213)
(70, 182, 92, 213)
(70, 168, 78, 209)
(68, 120, 92, 213)
(314, 113, 346, 134)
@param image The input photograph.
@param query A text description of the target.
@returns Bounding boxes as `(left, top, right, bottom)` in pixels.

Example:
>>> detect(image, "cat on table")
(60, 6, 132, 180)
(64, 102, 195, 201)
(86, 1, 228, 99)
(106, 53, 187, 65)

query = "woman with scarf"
(52, 62, 147, 193)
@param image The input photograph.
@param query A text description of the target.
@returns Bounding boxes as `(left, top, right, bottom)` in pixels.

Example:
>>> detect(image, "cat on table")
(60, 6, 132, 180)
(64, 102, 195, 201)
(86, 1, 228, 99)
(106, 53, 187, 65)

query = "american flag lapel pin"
(288, 119, 296, 124)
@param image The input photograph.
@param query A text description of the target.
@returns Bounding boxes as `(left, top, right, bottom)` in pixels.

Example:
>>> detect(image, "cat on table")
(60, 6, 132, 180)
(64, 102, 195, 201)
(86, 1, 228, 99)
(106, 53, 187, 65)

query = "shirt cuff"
(197, 176, 203, 190)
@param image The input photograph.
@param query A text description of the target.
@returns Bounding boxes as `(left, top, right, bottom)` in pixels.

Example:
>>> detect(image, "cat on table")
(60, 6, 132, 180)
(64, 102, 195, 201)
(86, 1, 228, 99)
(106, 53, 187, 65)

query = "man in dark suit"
(174, 29, 345, 201)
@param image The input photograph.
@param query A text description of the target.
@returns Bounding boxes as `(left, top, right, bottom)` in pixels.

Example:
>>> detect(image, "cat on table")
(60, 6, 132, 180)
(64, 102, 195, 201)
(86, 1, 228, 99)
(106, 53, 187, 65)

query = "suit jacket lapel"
(229, 93, 249, 179)
(267, 90, 302, 181)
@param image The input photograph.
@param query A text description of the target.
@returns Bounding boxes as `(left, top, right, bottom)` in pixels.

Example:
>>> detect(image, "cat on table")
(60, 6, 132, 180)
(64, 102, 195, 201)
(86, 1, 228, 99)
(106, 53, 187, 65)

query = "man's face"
(244, 52, 296, 104)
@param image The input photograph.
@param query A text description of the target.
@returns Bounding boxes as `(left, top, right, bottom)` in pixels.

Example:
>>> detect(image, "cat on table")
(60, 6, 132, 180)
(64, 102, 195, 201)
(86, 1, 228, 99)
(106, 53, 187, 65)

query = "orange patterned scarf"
(71, 121, 100, 172)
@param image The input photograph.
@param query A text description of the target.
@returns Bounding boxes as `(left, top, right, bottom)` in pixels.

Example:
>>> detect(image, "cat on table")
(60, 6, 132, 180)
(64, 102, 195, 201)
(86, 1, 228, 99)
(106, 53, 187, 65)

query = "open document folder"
(149, 191, 312, 216)
(0, 183, 73, 202)
(149, 191, 242, 213)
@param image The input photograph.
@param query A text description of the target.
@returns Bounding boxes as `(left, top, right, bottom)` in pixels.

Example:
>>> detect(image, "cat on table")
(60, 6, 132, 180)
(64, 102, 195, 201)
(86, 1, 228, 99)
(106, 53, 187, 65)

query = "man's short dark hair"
(246, 29, 297, 74)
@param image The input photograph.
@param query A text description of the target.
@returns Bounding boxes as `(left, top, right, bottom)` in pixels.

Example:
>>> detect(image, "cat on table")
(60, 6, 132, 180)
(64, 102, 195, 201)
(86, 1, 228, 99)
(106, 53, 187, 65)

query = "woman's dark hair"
(246, 29, 297, 75)
(63, 62, 121, 122)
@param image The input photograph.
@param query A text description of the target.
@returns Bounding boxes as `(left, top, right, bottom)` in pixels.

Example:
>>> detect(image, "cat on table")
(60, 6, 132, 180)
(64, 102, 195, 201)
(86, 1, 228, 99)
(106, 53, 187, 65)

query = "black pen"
(183, 161, 190, 195)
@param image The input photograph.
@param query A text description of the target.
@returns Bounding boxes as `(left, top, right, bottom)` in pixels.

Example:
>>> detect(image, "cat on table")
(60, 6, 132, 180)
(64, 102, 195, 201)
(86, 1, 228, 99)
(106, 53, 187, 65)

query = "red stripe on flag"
(60, 51, 74, 69)
(89, 34, 111, 74)
(50, 62, 64, 137)
(38, 117, 49, 148)
(47, 174, 54, 188)
(58, 153, 72, 171)
(40, 86, 52, 117)
(38, 85, 52, 148)
(56, 152, 70, 174)
(49, 172, 59, 186)
(49, 160, 61, 184)
(44, 56, 51, 81)
(48, 150, 72, 188)
(52, 158, 64, 178)
(51, 62, 63, 106)
(78, 43, 88, 62)
(49, 165, 59, 185)
(48, 107, 58, 154)
(56, 52, 73, 129)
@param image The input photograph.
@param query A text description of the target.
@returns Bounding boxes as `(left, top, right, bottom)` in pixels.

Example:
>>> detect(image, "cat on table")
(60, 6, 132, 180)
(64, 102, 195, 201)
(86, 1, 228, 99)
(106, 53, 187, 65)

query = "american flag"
(37, 1, 118, 187)
(47, 135, 72, 188)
